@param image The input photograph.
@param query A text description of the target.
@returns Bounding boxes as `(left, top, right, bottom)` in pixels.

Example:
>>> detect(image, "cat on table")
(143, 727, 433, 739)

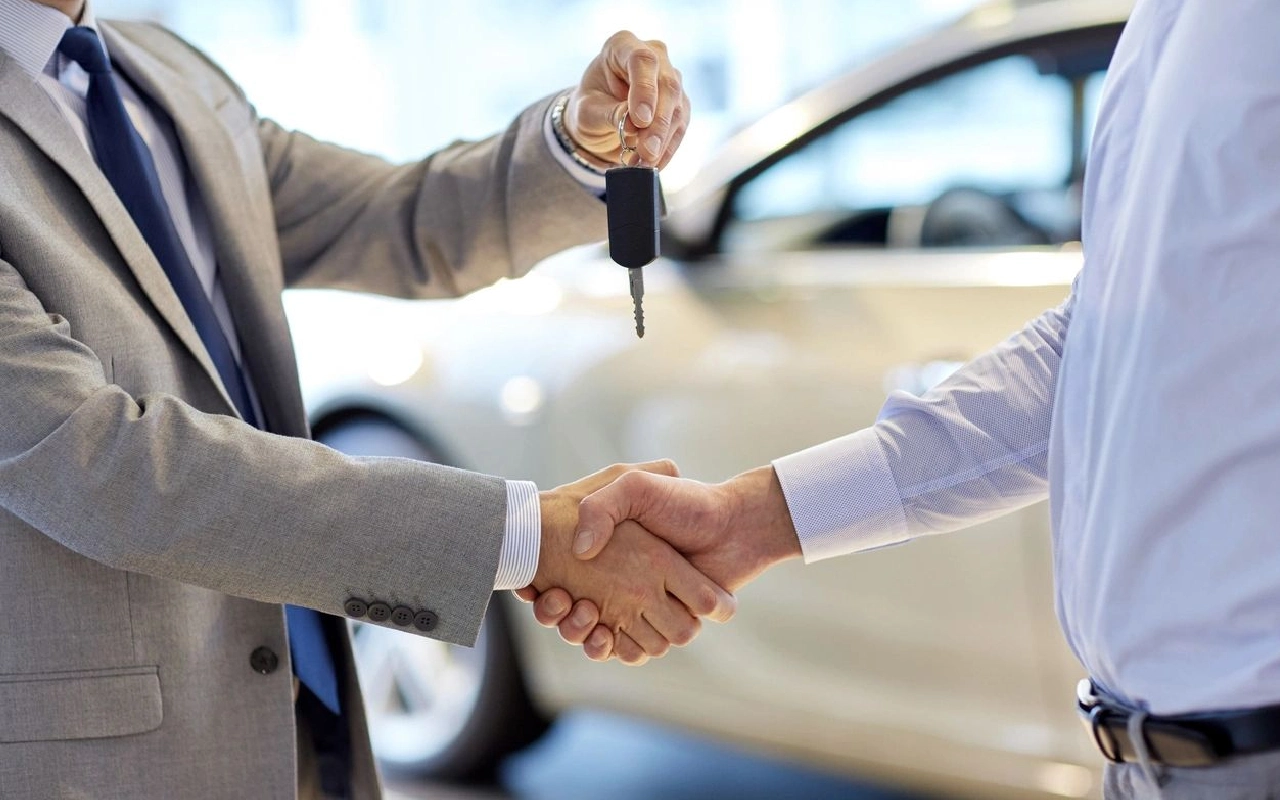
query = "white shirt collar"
(0, 0, 99, 78)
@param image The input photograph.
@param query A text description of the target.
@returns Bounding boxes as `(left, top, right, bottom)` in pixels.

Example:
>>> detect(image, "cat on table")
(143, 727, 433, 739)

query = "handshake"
(518, 460, 804, 665)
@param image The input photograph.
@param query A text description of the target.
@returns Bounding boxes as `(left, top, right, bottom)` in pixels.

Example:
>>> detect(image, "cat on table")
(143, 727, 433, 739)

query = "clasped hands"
(520, 461, 802, 665)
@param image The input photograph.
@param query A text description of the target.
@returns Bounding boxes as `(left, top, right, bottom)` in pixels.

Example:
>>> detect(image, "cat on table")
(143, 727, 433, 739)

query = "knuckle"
(615, 470, 645, 495)
(645, 39, 669, 54)
(630, 48, 660, 71)
(607, 30, 635, 48)
(623, 584, 649, 607)
(658, 74, 682, 95)
(632, 78, 660, 97)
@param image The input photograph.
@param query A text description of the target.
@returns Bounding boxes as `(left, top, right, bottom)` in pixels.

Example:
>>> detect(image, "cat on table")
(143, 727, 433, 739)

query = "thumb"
(573, 470, 670, 560)
(569, 94, 628, 146)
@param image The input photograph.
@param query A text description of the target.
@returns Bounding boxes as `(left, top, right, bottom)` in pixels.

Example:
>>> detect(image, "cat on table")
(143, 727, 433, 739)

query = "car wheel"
(316, 415, 549, 781)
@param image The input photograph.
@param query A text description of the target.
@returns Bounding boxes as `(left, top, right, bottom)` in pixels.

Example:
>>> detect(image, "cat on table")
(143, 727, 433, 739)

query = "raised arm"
(256, 30, 689, 298)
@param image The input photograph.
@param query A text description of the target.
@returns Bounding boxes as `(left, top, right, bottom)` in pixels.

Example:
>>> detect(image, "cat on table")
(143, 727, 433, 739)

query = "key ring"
(617, 110, 638, 167)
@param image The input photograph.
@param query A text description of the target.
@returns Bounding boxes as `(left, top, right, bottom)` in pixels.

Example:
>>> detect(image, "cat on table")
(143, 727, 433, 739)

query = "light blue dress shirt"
(0, 0, 607, 592)
(775, 0, 1280, 716)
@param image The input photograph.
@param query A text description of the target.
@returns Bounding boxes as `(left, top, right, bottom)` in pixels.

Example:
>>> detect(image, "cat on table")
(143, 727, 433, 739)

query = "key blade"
(629, 268, 645, 338)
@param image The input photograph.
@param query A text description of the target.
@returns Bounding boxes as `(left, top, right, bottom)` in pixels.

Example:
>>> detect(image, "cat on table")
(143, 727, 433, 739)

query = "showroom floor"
(385, 711, 929, 800)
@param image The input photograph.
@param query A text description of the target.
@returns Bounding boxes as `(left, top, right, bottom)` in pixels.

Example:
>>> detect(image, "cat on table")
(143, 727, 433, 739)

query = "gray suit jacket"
(0, 20, 604, 799)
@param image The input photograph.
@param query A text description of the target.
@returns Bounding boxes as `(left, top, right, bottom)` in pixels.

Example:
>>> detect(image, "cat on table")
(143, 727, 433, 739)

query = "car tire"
(316, 415, 550, 782)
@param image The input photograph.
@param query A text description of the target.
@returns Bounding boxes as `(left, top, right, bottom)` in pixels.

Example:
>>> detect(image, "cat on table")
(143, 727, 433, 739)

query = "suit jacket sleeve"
(258, 95, 608, 297)
(136, 20, 607, 298)
(0, 257, 504, 646)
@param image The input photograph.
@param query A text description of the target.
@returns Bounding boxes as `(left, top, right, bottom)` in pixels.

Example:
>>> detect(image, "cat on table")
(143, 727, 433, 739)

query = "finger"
(574, 470, 670, 560)
(513, 586, 538, 603)
(605, 34, 661, 127)
(582, 458, 679, 493)
(572, 94, 630, 148)
(613, 631, 650, 666)
(530, 588, 574, 627)
(639, 67, 682, 165)
(656, 124, 685, 171)
(624, 616, 671, 659)
(656, 96, 690, 170)
(665, 553, 737, 623)
(583, 625, 615, 662)
(555, 598, 602, 645)
(638, 458, 680, 478)
(643, 596, 701, 647)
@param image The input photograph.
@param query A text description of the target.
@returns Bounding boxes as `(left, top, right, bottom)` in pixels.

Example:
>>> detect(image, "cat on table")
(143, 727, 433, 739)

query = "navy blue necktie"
(59, 26, 341, 716)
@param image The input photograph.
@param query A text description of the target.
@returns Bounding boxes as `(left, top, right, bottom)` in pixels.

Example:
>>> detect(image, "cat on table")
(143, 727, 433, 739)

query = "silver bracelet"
(551, 93, 608, 176)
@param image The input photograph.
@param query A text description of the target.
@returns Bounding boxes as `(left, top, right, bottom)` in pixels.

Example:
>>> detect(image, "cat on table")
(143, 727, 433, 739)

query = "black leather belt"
(1077, 680, 1280, 767)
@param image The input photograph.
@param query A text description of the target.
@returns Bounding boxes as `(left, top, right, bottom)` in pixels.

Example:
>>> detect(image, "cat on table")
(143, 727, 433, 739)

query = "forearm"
(262, 94, 607, 297)
(0, 384, 506, 645)
(0, 254, 503, 646)
(774, 292, 1075, 562)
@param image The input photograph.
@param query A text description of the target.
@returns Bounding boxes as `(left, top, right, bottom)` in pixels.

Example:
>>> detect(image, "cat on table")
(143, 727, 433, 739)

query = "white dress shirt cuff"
(772, 428, 910, 563)
(494, 480, 540, 590)
(543, 102, 607, 196)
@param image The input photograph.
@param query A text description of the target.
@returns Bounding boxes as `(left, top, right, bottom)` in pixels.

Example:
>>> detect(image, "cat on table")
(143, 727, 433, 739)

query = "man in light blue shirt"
(527, 0, 1280, 795)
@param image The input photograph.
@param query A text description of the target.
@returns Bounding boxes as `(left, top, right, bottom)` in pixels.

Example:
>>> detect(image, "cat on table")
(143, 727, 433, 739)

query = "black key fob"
(605, 166, 660, 268)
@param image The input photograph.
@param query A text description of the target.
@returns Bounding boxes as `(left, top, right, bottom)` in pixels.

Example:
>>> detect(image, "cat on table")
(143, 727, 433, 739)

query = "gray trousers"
(1105, 750, 1280, 799)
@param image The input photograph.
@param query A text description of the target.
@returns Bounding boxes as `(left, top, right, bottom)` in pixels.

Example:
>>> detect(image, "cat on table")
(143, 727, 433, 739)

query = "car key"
(605, 112, 660, 338)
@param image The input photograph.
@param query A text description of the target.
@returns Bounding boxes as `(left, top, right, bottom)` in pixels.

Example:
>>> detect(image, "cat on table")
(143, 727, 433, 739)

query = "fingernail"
(573, 530, 594, 556)
(635, 104, 653, 125)
(572, 606, 593, 627)
(645, 135, 662, 156)
(544, 595, 566, 616)
(589, 630, 609, 650)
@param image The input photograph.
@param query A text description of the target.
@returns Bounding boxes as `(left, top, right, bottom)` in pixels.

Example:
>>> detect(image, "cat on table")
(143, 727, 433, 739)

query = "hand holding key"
(560, 30, 688, 337)
(562, 31, 690, 169)
(607, 112, 660, 338)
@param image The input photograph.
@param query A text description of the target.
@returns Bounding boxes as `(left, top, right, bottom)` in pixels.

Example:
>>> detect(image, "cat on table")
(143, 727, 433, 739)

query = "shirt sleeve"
(494, 480, 540, 590)
(773, 284, 1077, 563)
(542, 99, 607, 196)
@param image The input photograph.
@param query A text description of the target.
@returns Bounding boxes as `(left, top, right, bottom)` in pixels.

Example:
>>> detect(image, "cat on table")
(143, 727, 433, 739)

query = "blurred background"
(89, 2, 1121, 798)
(95, 0, 980, 185)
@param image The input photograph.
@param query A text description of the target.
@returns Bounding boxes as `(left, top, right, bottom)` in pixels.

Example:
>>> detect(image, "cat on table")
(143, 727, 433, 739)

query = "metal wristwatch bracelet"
(550, 92, 608, 176)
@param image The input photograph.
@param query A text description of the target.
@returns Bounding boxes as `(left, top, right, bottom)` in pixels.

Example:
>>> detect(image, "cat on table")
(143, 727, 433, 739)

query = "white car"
(285, 1, 1131, 797)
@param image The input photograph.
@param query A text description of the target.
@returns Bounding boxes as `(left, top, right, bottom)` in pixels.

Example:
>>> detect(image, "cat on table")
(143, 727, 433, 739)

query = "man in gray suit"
(0, 0, 733, 797)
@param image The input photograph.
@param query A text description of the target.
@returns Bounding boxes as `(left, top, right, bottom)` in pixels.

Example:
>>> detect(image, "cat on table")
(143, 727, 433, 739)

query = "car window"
(727, 54, 1105, 253)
